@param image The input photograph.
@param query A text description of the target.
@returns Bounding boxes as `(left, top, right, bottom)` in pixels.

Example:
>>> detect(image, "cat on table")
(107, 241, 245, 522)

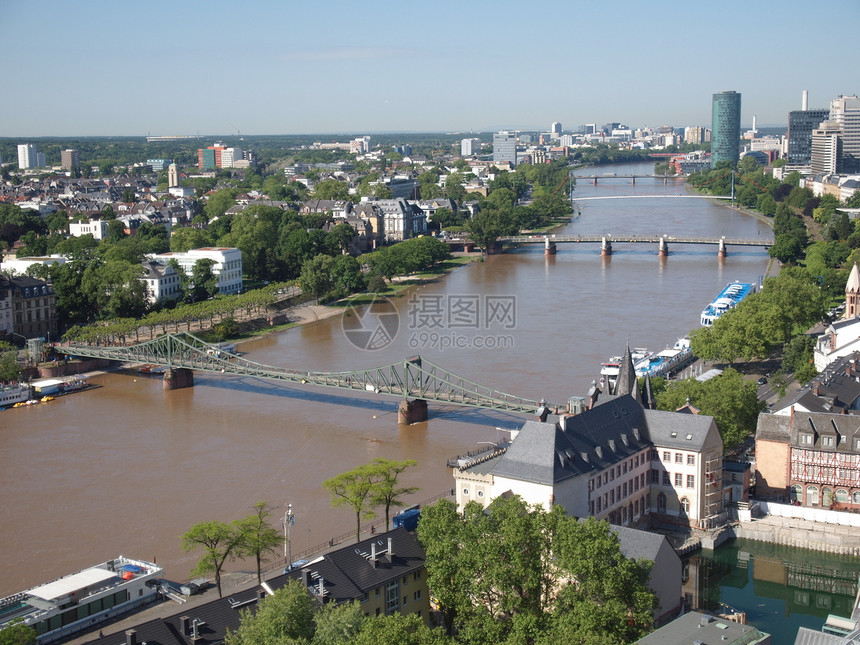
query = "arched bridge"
(55, 332, 554, 422)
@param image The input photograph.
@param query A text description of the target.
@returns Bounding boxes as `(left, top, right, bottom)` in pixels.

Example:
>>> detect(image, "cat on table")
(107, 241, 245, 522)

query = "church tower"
(613, 344, 641, 404)
(846, 262, 860, 319)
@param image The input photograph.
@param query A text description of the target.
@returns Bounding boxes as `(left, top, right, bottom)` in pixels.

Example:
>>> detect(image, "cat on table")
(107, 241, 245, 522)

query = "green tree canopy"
(235, 502, 283, 584)
(181, 520, 246, 598)
(224, 579, 316, 645)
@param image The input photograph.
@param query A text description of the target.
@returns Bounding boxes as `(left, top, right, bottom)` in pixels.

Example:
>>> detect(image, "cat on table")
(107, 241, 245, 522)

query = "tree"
(323, 463, 378, 539)
(300, 255, 335, 303)
(367, 274, 388, 294)
(181, 520, 245, 598)
(236, 502, 282, 584)
(656, 368, 765, 450)
(224, 579, 316, 645)
(313, 179, 350, 201)
(330, 255, 365, 296)
(170, 227, 212, 253)
(354, 613, 449, 645)
(416, 497, 656, 644)
(0, 344, 22, 382)
(0, 619, 36, 645)
(465, 210, 504, 254)
(368, 458, 418, 530)
(190, 258, 220, 302)
(311, 601, 364, 645)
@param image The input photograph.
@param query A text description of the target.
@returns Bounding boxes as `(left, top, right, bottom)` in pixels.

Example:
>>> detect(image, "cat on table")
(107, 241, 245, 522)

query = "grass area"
(524, 217, 573, 234)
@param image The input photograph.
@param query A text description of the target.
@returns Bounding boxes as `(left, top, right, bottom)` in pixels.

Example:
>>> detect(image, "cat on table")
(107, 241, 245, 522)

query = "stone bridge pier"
(163, 368, 194, 390)
(398, 399, 428, 424)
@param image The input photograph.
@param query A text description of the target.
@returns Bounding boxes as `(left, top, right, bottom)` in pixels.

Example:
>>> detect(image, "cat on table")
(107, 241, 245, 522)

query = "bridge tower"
(601, 236, 612, 256)
(593, 177, 598, 186)
(631, 176, 635, 185)
(545, 237, 556, 255)
(718, 238, 727, 258)
(658, 236, 669, 257)
(163, 368, 194, 390)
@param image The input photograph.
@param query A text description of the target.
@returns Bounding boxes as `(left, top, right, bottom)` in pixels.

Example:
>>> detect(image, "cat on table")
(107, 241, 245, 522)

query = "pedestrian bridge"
(504, 234, 771, 248)
(55, 332, 554, 420)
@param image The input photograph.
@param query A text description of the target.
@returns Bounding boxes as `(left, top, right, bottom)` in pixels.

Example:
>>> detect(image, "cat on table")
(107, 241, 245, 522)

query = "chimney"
(180, 616, 190, 636)
(125, 630, 137, 645)
(301, 569, 310, 587)
(318, 578, 324, 597)
(388, 537, 394, 558)
(802, 90, 809, 111)
(257, 588, 265, 604)
(371, 542, 378, 568)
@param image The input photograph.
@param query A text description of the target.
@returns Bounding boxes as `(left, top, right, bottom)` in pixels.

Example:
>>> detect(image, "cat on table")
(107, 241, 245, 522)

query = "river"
(0, 162, 801, 628)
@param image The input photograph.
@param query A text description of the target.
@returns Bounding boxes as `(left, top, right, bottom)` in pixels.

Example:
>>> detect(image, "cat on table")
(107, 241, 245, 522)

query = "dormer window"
(801, 434, 813, 445)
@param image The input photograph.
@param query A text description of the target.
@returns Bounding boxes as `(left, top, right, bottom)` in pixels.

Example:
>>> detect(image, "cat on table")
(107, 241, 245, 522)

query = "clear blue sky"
(4, 0, 858, 137)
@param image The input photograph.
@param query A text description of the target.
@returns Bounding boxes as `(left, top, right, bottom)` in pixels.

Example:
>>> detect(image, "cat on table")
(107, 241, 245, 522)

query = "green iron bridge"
(55, 332, 554, 420)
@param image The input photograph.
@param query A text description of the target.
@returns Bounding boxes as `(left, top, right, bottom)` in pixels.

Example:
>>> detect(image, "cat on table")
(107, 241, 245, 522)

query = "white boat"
(0, 556, 163, 643)
(634, 338, 695, 379)
(700, 281, 756, 326)
(0, 383, 31, 409)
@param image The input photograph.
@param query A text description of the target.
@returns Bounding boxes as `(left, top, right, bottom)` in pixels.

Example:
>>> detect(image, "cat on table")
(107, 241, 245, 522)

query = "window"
(462, 488, 469, 496)
(675, 473, 683, 486)
(477, 490, 484, 498)
(790, 484, 803, 503)
(802, 434, 813, 445)
(687, 455, 695, 465)
(823, 436, 834, 447)
(414, 571, 421, 581)
(681, 498, 690, 514)
(634, 455, 639, 467)
(596, 497, 602, 513)
(836, 489, 849, 503)
(687, 475, 695, 488)
(663, 451, 671, 462)
(610, 489, 615, 505)
(610, 468, 615, 482)
(403, 576, 408, 585)
(675, 453, 683, 464)
(623, 462, 628, 474)
(663, 472, 671, 485)
(414, 590, 421, 601)
(853, 491, 860, 504)
(641, 473, 646, 487)
(375, 588, 380, 597)
(807, 486, 819, 505)
(658, 492, 667, 512)
(652, 469, 659, 483)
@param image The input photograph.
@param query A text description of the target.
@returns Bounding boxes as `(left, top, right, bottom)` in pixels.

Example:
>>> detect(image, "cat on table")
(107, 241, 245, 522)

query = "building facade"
(756, 410, 860, 509)
(17, 144, 37, 170)
(788, 108, 830, 165)
(5, 276, 58, 340)
(830, 95, 860, 173)
(811, 121, 844, 175)
(493, 131, 517, 165)
(140, 260, 182, 304)
(711, 91, 741, 167)
(151, 247, 243, 295)
(60, 149, 79, 171)
(69, 219, 110, 240)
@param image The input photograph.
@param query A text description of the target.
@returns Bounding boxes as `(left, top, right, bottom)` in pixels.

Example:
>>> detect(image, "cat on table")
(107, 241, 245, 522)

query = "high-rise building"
(460, 138, 480, 157)
(711, 91, 741, 167)
(684, 126, 706, 145)
(168, 163, 179, 188)
(493, 131, 517, 165)
(60, 149, 79, 171)
(829, 95, 860, 173)
(788, 107, 830, 165)
(197, 145, 225, 169)
(811, 121, 843, 175)
(17, 144, 37, 170)
(551, 122, 562, 137)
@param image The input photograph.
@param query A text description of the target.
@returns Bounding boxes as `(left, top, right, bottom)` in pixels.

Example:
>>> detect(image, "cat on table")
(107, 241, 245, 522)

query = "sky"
(4, 0, 859, 137)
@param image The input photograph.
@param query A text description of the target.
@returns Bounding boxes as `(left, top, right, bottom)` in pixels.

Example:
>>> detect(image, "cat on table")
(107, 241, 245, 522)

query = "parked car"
(757, 377, 768, 385)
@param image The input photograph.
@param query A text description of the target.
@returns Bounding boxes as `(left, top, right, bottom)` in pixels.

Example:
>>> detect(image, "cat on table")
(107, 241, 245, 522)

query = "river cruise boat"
(700, 281, 755, 327)
(634, 338, 695, 379)
(600, 347, 651, 390)
(0, 556, 163, 643)
(0, 383, 31, 408)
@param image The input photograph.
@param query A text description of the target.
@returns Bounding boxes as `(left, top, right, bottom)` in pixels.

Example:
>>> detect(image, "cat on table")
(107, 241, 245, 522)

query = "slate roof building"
(84, 528, 429, 645)
(772, 352, 860, 416)
(2, 275, 58, 340)
(454, 388, 725, 530)
(637, 611, 770, 644)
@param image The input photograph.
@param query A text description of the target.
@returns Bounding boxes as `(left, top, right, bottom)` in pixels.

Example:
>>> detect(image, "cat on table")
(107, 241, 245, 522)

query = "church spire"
(613, 343, 641, 404)
(846, 262, 860, 319)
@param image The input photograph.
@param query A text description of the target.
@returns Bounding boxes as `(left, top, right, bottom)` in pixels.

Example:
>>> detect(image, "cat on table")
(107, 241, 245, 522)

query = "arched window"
(657, 492, 667, 513)
(680, 498, 690, 514)
(836, 489, 849, 503)
(822, 488, 833, 507)
(853, 491, 860, 505)
(807, 486, 819, 505)
(790, 484, 803, 503)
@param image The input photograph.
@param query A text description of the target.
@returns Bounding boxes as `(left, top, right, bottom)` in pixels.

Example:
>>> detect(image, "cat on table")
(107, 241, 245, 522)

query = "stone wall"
(733, 517, 860, 556)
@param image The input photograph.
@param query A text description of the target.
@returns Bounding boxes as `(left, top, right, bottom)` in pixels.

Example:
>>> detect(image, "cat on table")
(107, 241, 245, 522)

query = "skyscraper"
(17, 144, 37, 170)
(788, 105, 830, 166)
(551, 122, 562, 137)
(461, 138, 480, 157)
(811, 121, 843, 175)
(829, 95, 860, 173)
(61, 149, 79, 171)
(493, 131, 517, 165)
(711, 91, 741, 168)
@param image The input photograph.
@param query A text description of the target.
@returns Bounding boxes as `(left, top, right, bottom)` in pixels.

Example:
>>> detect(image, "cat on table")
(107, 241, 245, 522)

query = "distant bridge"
(572, 195, 733, 201)
(55, 333, 556, 422)
(574, 174, 685, 185)
(504, 234, 771, 248)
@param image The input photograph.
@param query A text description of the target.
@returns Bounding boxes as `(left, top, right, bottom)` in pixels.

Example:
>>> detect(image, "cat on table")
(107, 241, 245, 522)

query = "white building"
(811, 121, 844, 175)
(140, 260, 182, 304)
(168, 163, 179, 187)
(219, 147, 244, 168)
(460, 138, 481, 157)
(69, 219, 110, 240)
(830, 95, 860, 172)
(493, 131, 517, 165)
(150, 247, 243, 295)
(1, 255, 67, 276)
(815, 263, 860, 370)
(17, 144, 37, 170)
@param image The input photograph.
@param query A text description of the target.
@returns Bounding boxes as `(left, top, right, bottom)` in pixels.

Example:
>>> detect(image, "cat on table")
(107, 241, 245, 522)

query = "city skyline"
(4, 0, 859, 137)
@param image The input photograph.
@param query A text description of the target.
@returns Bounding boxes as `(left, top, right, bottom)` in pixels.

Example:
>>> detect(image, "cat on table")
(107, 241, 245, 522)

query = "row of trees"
(322, 458, 418, 538)
(181, 502, 283, 597)
(222, 496, 657, 645)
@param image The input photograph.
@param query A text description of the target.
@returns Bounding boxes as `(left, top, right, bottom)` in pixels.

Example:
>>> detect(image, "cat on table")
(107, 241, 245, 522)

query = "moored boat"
(700, 281, 755, 326)
(634, 338, 695, 379)
(0, 383, 31, 409)
(0, 556, 163, 643)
